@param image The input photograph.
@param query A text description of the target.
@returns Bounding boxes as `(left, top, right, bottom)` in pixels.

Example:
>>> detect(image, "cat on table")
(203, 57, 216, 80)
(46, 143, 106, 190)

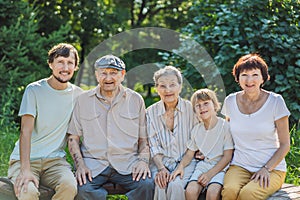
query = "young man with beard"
(8, 43, 83, 200)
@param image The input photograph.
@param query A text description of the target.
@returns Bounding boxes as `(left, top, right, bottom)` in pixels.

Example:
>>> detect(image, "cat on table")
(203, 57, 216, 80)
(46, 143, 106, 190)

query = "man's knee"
(18, 182, 39, 200)
(56, 177, 77, 196)
(76, 183, 107, 200)
(137, 178, 155, 191)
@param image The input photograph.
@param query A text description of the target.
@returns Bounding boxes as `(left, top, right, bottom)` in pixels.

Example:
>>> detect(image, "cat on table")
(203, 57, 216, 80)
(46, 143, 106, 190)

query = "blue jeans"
(76, 166, 154, 200)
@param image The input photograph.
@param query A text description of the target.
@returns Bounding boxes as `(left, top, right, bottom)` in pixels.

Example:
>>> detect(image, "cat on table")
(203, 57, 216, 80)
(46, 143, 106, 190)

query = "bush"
(163, 0, 300, 125)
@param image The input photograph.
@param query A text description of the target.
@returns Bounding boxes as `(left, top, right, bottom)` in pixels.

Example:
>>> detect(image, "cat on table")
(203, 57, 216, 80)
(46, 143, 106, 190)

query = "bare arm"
(198, 149, 233, 186)
(170, 149, 195, 180)
(265, 116, 290, 170)
(68, 134, 91, 186)
(251, 116, 290, 188)
(15, 115, 39, 197)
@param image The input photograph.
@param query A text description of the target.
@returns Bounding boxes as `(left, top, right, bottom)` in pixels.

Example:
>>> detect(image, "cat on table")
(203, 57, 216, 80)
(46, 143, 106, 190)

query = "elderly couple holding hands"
(9, 43, 290, 200)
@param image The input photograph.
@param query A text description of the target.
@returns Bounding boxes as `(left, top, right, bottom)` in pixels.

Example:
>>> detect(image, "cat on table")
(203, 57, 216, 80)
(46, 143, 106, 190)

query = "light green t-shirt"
(10, 79, 83, 160)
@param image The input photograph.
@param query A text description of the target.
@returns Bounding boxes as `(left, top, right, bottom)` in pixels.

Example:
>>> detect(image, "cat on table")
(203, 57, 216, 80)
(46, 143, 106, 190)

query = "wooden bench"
(1, 176, 299, 199)
(0, 177, 128, 200)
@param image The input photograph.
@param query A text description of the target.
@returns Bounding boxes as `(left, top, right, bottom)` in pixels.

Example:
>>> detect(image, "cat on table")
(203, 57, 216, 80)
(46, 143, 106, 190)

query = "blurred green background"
(0, 1, 299, 194)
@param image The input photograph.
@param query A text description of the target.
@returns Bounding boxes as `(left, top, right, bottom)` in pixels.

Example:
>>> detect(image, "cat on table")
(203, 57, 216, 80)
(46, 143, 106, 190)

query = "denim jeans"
(76, 166, 154, 200)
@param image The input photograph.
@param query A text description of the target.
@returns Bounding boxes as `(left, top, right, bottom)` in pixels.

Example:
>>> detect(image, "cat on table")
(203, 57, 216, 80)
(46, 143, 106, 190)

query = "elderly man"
(67, 54, 154, 200)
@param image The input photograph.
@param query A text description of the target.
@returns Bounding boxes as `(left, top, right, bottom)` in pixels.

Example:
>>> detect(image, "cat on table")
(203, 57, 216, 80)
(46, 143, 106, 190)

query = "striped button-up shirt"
(146, 97, 197, 170)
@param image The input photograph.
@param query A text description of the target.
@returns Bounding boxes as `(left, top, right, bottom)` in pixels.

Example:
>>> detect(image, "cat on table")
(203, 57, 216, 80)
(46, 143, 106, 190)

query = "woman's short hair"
(191, 88, 221, 112)
(153, 66, 182, 87)
(232, 53, 270, 84)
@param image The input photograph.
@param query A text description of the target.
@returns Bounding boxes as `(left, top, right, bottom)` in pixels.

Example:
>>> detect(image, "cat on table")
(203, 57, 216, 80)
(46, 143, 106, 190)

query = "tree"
(26, 0, 192, 86)
(163, 0, 300, 124)
(0, 0, 70, 125)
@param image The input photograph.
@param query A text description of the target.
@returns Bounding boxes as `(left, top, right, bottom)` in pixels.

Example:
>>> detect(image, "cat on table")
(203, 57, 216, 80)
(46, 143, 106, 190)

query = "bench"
(0, 177, 128, 200)
(1, 176, 299, 199)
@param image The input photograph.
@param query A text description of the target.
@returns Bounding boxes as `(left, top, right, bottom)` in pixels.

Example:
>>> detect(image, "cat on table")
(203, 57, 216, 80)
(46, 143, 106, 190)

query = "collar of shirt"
(87, 85, 127, 104)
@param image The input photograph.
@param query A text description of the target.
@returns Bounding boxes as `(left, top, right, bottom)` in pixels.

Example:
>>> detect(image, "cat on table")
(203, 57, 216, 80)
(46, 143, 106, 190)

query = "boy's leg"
(8, 160, 41, 200)
(237, 170, 286, 200)
(185, 181, 202, 200)
(206, 171, 225, 200)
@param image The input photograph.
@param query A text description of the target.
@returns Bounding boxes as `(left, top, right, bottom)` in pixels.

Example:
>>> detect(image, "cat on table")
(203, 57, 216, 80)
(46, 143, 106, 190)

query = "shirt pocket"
(116, 112, 140, 138)
(80, 112, 103, 145)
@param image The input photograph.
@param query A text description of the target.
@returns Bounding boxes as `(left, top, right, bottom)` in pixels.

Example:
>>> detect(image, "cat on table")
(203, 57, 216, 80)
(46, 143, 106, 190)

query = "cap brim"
(97, 65, 123, 70)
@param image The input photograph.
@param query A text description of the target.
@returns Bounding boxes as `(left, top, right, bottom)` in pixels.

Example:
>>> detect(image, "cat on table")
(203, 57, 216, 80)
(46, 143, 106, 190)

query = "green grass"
(1, 124, 299, 188)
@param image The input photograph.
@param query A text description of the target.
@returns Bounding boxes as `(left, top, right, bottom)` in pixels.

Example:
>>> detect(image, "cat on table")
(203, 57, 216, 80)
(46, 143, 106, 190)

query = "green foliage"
(0, 126, 19, 177)
(286, 125, 300, 185)
(164, 0, 300, 124)
(0, 1, 71, 125)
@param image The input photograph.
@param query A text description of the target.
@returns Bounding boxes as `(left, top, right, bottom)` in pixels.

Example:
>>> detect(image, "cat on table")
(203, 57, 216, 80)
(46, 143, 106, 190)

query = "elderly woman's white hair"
(153, 66, 182, 86)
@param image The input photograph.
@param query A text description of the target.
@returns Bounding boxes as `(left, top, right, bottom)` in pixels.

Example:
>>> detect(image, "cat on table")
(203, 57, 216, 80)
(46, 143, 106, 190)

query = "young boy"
(170, 89, 233, 200)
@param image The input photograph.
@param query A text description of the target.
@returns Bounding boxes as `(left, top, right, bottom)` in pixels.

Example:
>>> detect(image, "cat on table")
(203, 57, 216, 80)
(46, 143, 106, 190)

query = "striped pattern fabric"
(146, 97, 197, 162)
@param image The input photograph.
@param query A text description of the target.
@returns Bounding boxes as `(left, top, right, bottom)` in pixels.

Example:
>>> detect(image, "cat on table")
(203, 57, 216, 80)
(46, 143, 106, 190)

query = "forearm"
(207, 149, 233, 176)
(68, 135, 85, 168)
(138, 138, 150, 161)
(177, 149, 194, 168)
(19, 115, 34, 171)
(153, 154, 165, 170)
(264, 143, 290, 171)
(19, 131, 31, 171)
(265, 116, 291, 171)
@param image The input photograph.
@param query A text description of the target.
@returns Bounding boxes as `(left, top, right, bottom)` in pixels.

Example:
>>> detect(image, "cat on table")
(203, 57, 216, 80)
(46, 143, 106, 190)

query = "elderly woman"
(221, 54, 290, 200)
(146, 66, 197, 200)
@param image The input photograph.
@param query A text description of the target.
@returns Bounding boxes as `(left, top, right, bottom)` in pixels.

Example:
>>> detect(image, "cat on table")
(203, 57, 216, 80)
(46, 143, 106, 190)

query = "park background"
(0, 0, 299, 197)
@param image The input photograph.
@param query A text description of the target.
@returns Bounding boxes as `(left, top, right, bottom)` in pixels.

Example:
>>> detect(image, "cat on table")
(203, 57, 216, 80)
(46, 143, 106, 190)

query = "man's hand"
(154, 167, 170, 189)
(132, 160, 151, 181)
(75, 164, 92, 186)
(14, 169, 39, 197)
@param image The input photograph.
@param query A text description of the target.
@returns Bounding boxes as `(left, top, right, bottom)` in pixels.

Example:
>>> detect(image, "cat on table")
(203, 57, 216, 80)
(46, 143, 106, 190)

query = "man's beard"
(53, 73, 71, 83)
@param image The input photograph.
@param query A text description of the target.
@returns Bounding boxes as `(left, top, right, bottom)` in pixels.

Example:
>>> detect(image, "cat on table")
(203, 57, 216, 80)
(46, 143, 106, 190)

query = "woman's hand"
(155, 167, 170, 189)
(251, 166, 270, 188)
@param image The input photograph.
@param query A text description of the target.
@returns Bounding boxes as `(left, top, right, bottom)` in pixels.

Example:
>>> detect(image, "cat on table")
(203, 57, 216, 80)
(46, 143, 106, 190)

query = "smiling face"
(194, 99, 216, 121)
(156, 74, 182, 105)
(95, 68, 125, 96)
(49, 53, 76, 83)
(238, 68, 264, 93)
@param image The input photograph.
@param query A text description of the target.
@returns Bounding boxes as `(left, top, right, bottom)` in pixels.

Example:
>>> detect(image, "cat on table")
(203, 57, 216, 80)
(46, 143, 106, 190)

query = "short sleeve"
(186, 126, 199, 151)
(223, 122, 234, 150)
(146, 112, 164, 157)
(18, 85, 37, 117)
(67, 100, 83, 136)
(274, 94, 290, 121)
(221, 96, 230, 117)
